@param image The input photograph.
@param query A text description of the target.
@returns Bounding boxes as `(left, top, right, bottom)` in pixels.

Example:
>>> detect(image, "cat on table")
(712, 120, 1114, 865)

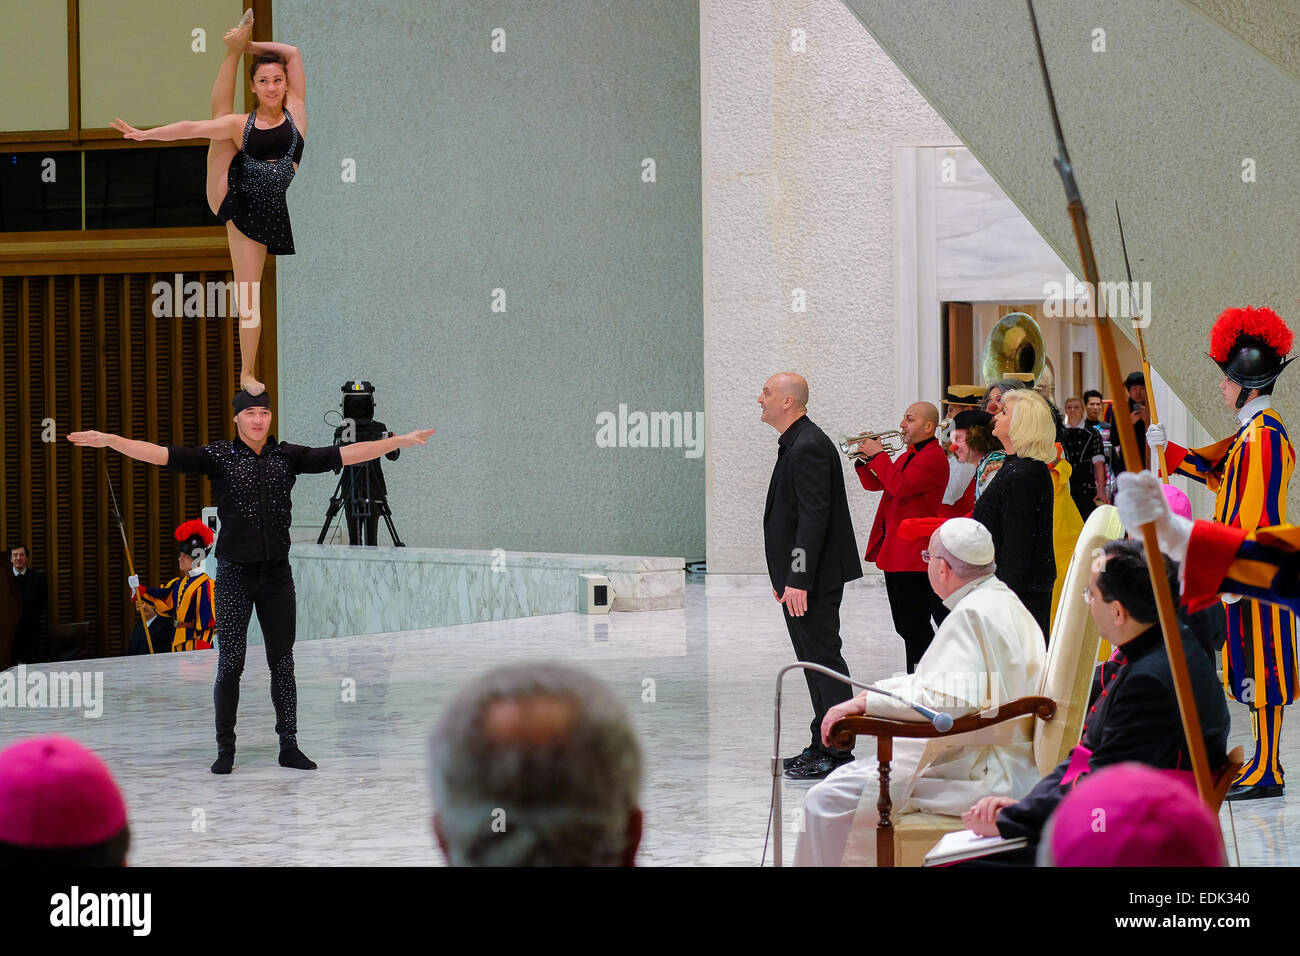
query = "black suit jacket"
(763, 416, 863, 594)
(997, 625, 1230, 848)
(12, 568, 46, 631)
(128, 615, 175, 655)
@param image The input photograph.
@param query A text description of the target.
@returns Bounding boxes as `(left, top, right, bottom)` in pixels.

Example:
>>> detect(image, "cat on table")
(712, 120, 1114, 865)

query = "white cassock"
(794, 573, 1046, 866)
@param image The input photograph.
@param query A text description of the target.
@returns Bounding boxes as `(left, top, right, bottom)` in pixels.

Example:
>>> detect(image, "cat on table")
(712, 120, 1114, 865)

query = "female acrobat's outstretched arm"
(111, 114, 245, 146)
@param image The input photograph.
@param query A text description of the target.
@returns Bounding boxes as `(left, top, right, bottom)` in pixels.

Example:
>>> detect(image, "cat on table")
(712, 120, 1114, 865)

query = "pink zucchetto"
(1047, 762, 1222, 867)
(0, 735, 128, 848)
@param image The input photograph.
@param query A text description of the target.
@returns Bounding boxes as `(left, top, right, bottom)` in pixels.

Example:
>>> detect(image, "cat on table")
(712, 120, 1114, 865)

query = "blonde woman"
(973, 388, 1057, 638)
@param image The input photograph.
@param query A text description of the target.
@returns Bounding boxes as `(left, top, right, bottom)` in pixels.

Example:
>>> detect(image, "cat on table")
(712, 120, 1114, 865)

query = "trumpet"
(838, 429, 904, 459)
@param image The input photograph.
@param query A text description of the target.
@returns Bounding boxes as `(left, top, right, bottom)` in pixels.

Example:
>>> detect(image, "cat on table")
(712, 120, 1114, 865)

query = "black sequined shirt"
(164, 437, 341, 563)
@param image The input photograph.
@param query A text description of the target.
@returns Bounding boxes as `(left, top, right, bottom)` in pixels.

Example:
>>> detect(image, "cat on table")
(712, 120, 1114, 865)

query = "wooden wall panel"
(1, 279, 16, 549)
(68, 276, 85, 623)
(19, 279, 40, 595)
(0, 263, 264, 659)
(47, 277, 69, 630)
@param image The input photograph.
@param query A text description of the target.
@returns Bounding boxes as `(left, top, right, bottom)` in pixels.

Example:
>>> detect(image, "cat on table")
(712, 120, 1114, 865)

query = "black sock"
(211, 751, 235, 774)
(279, 746, 317, 770)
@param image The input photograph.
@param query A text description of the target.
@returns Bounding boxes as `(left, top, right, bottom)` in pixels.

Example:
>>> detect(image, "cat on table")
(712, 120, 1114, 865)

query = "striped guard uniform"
(1183, 521, 1300, 617)
(139, 571, 217, 652)
(1166, 399, 1297, 788)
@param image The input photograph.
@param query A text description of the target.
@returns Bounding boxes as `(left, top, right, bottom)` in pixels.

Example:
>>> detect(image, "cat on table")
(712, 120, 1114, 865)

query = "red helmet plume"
(1210, 306, 1292, 362)
(174, 519, 214, 547)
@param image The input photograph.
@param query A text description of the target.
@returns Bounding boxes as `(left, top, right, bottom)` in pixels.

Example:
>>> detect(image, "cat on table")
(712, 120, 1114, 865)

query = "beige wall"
(79, 0, 243, 129)
(0, 0, 69, 131)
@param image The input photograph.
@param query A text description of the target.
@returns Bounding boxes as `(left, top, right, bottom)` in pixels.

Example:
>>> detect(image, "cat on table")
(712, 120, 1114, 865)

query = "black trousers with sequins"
(213, 558, 299, 753)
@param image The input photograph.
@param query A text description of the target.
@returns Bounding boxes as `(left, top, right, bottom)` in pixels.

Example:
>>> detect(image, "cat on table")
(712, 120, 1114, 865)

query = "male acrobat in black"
(70, 390, 435, 773)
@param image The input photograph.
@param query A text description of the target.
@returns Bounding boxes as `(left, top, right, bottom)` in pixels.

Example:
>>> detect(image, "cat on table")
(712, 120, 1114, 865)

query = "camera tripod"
(318, 462, 404, 547)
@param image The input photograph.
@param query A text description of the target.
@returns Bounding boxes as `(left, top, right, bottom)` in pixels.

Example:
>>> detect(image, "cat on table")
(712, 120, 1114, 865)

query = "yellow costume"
(1048, 451, 1085, 631)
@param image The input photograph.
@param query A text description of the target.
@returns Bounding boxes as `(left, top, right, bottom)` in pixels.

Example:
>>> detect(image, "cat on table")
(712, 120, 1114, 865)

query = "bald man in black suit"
(761, 372, 864, 780)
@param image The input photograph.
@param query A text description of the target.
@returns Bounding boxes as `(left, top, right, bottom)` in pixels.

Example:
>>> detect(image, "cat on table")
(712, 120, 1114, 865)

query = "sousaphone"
(982, 312, 1046, 387)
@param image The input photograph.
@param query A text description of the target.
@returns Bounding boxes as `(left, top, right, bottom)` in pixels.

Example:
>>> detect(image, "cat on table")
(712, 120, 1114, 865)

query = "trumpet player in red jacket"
(852, 402, 950, 672)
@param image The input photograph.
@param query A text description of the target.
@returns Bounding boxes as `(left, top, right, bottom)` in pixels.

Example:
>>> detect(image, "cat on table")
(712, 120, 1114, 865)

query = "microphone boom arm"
(768, 661, 953, 867)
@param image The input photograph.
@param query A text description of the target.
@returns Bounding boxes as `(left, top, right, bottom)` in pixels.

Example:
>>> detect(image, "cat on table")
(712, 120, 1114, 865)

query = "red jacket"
(856, 437, 949, 572)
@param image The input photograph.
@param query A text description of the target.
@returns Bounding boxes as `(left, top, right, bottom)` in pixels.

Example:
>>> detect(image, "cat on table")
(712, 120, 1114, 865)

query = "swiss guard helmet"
(174, 519, 214, 563)
(1209, 306, 1294, 410)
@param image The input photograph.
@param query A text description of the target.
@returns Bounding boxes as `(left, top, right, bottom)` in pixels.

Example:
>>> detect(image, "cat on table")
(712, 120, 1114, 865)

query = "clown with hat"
(129, 519, 217, 653)
(1148, 305, 1297, 800)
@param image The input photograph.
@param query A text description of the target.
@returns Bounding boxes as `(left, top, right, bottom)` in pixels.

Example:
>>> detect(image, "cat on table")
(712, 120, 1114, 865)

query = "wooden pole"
(1135, 328, 1169, 480)
(1027, 0, 1213, 804)
(108, 465, 153, 654)
(1114, 201, 1169, 481)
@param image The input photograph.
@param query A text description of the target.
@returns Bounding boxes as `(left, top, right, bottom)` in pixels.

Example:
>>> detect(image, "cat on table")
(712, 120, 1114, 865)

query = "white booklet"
(923, 829, 1028, 866)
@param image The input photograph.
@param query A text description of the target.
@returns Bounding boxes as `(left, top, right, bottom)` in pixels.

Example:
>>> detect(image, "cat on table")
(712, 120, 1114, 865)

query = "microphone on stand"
(765, 661, 953, 868)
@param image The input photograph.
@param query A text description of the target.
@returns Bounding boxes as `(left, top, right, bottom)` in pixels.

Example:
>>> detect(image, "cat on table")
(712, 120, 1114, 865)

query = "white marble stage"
(0, 576, 1289, 866)
(237, 544, 685, 644)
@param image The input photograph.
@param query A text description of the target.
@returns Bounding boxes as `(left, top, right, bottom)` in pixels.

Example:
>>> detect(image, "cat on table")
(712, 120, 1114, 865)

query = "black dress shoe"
(783, 746, 816, 770)
(784, 753, 854, 780)
(1225, 782, 1285, 801)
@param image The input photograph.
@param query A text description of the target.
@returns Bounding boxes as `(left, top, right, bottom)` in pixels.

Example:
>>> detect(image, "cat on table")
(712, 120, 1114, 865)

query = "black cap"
(952, 409, 993, 430)
(232, 390, 272, 413)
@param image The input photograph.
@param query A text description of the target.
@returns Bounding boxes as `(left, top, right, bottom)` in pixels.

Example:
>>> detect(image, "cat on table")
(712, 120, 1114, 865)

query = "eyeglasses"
(921, 550, 947, 565)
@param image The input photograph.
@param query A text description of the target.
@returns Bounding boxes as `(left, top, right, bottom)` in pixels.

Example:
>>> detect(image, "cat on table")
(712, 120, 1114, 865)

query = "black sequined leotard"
(217, 109, 304, 255)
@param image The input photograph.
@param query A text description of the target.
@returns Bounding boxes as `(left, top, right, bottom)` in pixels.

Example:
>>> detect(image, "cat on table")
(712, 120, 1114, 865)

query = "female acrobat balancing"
(111, 11, 305, 396)
(69, 391, 435, 774)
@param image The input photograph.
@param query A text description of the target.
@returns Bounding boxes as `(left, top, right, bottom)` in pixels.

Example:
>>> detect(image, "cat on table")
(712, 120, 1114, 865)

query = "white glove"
(1115, 470, 1193, 561)
(1146, 423, 1167, 449)
(128, 574, 140, 591)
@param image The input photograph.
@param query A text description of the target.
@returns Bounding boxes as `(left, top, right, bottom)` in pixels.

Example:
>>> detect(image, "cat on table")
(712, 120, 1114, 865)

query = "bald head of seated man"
(429, 663, 643, 867)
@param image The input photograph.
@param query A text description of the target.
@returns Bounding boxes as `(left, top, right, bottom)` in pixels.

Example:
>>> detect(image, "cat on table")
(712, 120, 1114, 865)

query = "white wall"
(701, 0, 956, 574)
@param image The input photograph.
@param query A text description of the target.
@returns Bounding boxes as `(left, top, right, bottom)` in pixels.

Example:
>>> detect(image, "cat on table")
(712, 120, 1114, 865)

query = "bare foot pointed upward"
(224, 10, 253, 51)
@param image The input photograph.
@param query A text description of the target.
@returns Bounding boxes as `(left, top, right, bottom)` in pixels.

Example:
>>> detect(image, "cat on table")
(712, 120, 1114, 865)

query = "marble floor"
(0, 576, 1291, 866)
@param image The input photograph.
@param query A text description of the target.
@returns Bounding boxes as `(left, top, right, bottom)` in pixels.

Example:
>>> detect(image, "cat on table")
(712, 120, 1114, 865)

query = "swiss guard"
(1148, 306, 1297, 799)
(131, 519, 217, 653)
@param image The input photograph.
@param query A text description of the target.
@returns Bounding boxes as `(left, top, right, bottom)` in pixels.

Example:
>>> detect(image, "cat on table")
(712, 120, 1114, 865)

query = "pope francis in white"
(794, 518, 1047, 866)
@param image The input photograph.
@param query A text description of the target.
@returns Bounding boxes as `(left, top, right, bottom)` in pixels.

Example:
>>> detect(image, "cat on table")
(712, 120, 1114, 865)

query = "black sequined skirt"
(217, 152, 296, 256)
